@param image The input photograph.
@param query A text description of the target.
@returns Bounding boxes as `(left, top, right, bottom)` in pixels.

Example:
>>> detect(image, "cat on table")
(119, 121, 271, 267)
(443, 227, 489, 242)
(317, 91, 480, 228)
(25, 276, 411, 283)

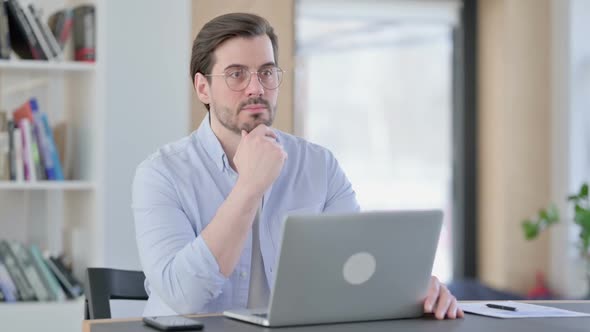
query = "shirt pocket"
(269, 203, 324, 250)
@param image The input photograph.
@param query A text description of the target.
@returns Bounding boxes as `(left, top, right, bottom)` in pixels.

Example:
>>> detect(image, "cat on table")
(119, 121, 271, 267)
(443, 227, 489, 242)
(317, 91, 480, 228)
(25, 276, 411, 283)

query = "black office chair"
(85, 267, 149, 319)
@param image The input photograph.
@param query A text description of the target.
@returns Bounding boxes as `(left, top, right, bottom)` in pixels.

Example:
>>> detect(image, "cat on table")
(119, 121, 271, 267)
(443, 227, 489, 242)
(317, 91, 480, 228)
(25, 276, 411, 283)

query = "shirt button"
(240, 271, 248, 279)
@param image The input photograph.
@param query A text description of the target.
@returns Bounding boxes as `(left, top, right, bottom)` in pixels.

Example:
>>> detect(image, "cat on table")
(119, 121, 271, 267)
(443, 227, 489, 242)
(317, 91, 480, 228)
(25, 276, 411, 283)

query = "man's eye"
(260, 69, 273, 77)
(228, 70, 243, 79)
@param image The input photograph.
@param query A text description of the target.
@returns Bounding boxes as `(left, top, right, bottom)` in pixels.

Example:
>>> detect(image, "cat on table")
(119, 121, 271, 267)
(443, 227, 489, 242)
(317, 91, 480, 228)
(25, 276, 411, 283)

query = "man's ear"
(194, 72, 211, 106)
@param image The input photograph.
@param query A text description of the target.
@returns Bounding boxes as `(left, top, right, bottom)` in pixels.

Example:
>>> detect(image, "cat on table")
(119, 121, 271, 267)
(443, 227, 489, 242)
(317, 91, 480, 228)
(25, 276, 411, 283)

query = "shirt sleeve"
(132, 164, 227, 314)
(322, 150, 361, 213)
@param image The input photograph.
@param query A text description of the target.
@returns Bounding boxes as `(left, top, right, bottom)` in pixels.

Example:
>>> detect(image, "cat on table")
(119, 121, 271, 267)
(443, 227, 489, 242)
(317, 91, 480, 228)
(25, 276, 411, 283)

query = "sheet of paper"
(459, 301, 590, 319)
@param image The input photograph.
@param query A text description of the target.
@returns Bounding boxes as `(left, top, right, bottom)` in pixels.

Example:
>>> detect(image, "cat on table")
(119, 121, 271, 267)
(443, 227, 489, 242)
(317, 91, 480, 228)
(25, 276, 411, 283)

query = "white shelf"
(0, 297, 85, 308)
(0, 59, 95, 72)
(0, 181, 96, 190)
(0, 298, 85, 332)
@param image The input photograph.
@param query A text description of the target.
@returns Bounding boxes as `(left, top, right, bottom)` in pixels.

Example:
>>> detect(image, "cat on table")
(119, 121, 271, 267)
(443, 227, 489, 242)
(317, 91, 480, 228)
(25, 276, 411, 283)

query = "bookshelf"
(0, 297, 85, 331)
(0, 180, 95, 190)
(0, 0, 191, 330)
(0, 59, 95, 72)
(0, 0, 99, 328)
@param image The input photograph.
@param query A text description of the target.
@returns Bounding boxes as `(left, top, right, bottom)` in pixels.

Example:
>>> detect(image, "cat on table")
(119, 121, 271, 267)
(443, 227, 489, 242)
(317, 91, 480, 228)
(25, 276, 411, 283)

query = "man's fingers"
(424, 277, 440, 313)
(423, 276, 463, 320)
(249, 124, 277, 139)
(446, 298, 459, 319)
(257, 136, 286, 160)
(263, 136, 276, 143)
(249, 124, 267, 135)
(435, 287, 452, 320)
(457, 307, 465, 318)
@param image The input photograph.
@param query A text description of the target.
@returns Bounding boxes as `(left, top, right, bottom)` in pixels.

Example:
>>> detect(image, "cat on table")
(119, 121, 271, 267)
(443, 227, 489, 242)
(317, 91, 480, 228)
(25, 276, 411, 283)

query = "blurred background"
(0, 0, 588, 331)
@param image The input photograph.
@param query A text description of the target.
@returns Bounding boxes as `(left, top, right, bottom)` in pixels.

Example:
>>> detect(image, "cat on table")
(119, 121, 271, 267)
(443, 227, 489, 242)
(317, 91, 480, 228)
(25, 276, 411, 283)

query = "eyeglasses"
(205, 66, 284, 92)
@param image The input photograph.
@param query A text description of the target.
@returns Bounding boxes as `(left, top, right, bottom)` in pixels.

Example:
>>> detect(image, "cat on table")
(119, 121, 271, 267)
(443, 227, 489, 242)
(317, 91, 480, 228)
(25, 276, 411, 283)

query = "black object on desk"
(143, 316, 203, 331)
(486, 303, 518, 311)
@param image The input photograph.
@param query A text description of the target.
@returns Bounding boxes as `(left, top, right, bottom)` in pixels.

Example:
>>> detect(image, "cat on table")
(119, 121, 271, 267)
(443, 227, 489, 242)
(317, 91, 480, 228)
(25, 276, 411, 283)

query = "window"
(296, 0, 461, 282)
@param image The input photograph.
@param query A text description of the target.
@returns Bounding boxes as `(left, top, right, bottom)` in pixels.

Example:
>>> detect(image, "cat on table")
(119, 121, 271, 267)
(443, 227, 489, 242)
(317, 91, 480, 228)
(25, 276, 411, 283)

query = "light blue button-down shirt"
(132, 113, 360, 316)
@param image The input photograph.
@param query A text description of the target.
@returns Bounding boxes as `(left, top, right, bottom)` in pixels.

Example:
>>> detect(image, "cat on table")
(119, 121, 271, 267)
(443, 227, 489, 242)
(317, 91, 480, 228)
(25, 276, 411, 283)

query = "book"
(0, 129, 8, 180)
(0, 2, 10, 59)
(17, 118, 35, 181)
(7, 120, 15, 180)
(5, 0, 45, 60)
(29, 98, 55, 179)
(48, 9, 72, 51)
(0, 111, 8, 180)
(0, 240, 36, 301)
(28, 5, 62, 60)
(12, 100, 33, 122)
(12, 127, 24, 181)
(0, 261, 18, 302)
(45, 255, 83, 298)
(14, 101, 44, 180)
(52, 121, 70, 179)
(32, 128, 47, 180)
(20, 1, 52, 60)
(29, 245, 66, 301)
(39, 112, 64, 180)
(9, 241, 52, 301)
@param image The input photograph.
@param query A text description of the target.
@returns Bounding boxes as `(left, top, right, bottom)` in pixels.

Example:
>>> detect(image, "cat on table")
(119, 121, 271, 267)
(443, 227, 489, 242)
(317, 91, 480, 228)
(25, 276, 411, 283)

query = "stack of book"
(0, 239, 83, 302)
(0, 97, 64, 181)
(0, 0, 95, 61)
(1, 0, 64, 60)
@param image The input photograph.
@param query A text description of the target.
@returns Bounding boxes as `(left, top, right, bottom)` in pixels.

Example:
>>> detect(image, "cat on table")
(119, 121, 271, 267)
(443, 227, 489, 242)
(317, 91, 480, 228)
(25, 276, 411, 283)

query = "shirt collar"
(195, 112, 227, 172)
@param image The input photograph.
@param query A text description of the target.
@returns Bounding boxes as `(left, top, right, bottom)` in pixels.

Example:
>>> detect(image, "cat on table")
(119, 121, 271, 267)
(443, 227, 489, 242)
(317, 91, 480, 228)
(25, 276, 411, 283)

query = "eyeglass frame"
(203, 64, 285, 92)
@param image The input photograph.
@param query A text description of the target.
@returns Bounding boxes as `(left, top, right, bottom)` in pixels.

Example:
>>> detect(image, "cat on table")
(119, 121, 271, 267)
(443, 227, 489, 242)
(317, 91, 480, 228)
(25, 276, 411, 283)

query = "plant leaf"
(539, 209, 549, 221)
(574, 208, 590, 229)
(580, 183, 589, 199)
(522, 220, 539, 240)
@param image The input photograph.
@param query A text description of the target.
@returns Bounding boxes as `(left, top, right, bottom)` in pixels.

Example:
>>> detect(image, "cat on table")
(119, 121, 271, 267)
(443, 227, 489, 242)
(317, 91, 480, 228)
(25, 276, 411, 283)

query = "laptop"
(223, 210, 443, 327)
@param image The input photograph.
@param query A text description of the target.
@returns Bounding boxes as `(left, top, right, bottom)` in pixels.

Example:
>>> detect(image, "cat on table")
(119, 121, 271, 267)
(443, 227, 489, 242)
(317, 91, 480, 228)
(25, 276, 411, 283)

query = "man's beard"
(212, 97, 275, 134)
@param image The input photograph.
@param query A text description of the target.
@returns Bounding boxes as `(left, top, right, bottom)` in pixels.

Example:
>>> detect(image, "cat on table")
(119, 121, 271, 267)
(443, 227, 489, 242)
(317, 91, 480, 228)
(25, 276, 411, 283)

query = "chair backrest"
(85, 267, 148, 319)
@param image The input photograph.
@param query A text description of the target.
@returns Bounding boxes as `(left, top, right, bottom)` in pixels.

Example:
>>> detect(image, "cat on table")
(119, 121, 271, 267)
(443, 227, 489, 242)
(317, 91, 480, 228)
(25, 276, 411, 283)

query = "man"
(132, 12, 463, 320)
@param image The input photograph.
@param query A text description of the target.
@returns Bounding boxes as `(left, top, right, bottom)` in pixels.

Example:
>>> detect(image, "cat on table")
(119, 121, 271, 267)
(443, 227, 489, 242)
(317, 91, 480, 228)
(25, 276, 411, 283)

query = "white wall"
(100, 0, 191, 269)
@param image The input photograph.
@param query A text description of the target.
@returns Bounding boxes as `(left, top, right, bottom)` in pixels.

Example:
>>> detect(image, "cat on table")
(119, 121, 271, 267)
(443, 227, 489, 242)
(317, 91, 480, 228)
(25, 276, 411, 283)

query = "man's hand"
(423, 276, 464, 320)
(233, 124, 287, 196)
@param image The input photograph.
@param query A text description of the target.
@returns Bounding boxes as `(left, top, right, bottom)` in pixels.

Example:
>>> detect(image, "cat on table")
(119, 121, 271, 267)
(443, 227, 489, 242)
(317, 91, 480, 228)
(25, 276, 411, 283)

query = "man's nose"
(244, 73, 264, 97)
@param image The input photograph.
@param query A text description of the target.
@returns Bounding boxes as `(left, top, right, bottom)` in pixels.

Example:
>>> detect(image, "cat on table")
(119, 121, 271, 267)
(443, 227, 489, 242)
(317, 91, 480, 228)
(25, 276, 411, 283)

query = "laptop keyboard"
(253, 313, 268, 318)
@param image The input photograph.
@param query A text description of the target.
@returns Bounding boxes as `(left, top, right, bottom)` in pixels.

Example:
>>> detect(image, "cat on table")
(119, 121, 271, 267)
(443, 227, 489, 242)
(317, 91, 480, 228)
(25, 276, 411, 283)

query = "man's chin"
(240, 118, 272, 133)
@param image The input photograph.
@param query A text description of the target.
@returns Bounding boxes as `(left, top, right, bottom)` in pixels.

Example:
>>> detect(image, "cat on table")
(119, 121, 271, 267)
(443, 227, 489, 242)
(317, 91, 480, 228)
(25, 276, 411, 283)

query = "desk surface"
(83, 301, 590, 332)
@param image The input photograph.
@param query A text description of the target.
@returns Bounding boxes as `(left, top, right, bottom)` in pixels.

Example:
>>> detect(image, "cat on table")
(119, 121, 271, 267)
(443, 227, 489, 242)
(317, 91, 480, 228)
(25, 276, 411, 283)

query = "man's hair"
(190, 13, 279, 110)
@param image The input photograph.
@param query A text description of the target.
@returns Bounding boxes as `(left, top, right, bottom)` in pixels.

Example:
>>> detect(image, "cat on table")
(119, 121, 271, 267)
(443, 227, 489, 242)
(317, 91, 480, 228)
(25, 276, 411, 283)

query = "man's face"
(202, 35, 279, 134)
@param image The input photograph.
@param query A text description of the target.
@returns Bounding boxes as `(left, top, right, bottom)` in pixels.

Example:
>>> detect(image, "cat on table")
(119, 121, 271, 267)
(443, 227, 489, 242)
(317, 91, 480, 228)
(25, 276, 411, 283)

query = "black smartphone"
(142, 316, 204, 331)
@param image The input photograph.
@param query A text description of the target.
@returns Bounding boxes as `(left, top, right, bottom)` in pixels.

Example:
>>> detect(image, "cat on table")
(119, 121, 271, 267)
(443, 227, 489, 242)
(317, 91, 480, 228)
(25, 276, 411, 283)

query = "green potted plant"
(522, 183, 590, 298)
